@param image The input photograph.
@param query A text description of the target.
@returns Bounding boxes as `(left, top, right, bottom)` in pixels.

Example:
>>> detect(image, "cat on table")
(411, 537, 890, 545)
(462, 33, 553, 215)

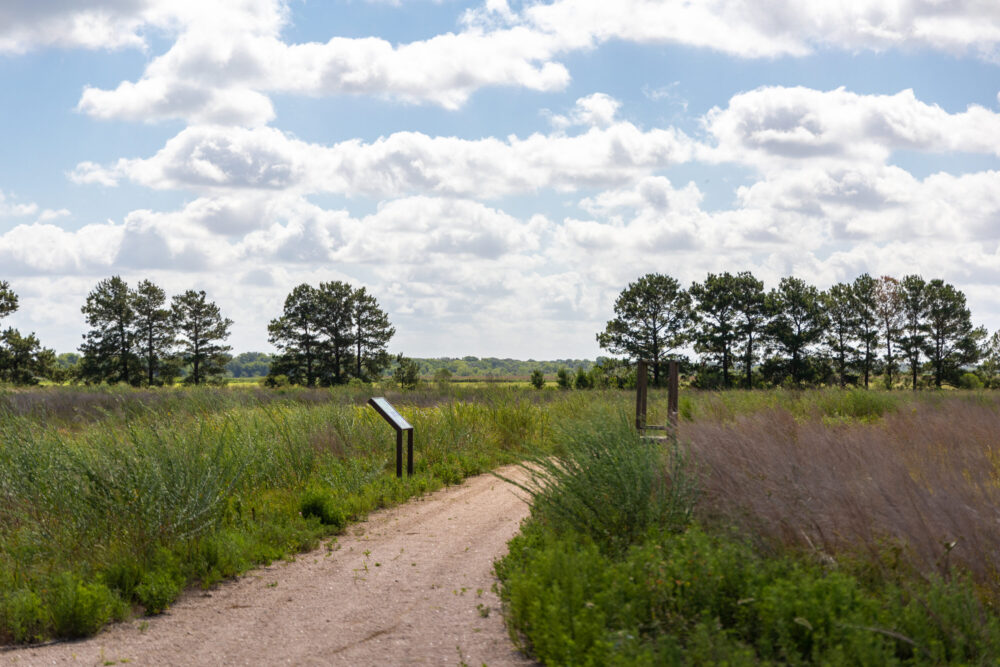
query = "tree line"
(76, 276, 234, 386)
(599, 272, 987, 389)
(265, 282, 395, 386)
(0, 278, 396, 387)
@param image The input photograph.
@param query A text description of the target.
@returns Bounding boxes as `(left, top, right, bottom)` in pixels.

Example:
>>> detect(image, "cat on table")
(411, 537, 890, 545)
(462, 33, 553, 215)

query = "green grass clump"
(507, 407, 695, 557)
(299, 488, 347, 529)
(47, 573, 127, 639)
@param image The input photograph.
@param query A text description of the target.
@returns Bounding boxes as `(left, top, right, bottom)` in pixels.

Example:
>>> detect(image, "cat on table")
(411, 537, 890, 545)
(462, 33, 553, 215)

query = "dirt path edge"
(5, 466, 536, 666)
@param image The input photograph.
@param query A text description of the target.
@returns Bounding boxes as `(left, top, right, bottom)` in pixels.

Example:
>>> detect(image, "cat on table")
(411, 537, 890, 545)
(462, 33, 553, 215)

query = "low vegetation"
(5, 383, 1000, 661)
(0, 384, 561, 644)
(497, 390, 1000, 665)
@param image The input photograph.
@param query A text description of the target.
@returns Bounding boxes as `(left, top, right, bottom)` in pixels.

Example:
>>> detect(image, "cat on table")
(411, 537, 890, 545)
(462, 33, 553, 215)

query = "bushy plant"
(48, 573, 125, 639)
(299, 488, 347, 529)
(509, 408, 695, 556)
(498, 524, 1000, 665)
(393, 355, 421, 389)
(958, 371, 983, 389)
(529, 369, 545, 389)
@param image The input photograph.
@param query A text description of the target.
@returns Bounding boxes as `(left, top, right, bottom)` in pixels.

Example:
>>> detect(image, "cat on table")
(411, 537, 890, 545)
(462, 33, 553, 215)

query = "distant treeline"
(415, 357, 594, 378)
(5, 270, 1000, 391)
(225, 353, 595, 380)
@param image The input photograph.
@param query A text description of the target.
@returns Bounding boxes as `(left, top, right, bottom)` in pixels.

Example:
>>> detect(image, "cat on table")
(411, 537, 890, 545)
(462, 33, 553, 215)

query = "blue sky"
(2, 0, 1000, 359)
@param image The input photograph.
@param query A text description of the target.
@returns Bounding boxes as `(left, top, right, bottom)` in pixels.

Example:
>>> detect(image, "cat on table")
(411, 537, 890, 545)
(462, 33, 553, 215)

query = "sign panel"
(368, 397, 413, 430)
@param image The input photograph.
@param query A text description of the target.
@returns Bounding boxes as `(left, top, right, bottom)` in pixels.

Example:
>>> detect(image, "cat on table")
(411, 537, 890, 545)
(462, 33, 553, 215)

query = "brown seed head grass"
(683, 397, 1000, 594)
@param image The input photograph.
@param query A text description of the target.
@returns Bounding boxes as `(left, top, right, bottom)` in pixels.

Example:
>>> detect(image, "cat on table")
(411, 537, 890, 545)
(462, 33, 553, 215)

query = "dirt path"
(5, 466, 535, 666)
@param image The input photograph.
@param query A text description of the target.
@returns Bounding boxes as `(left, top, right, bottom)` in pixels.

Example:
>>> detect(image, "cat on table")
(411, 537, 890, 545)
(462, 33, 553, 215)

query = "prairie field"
(2, 384, 1000, 664)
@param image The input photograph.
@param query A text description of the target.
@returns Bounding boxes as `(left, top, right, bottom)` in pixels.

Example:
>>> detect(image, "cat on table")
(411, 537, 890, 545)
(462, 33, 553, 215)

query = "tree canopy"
(597, 273, 692, 385)
(267, 281, 394, 386)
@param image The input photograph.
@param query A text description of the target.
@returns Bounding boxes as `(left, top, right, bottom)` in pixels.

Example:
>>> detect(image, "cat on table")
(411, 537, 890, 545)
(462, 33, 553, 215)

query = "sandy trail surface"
(5, 466, 535, 666)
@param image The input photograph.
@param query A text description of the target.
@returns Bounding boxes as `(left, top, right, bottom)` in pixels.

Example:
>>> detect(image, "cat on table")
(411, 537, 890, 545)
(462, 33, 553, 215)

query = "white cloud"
(547, 93, 621, 129)
(0, 0, 286, 54)
(0, 190, 38, 218)
(76, 21, 569, 123)
(10, 0, 1000, 128)
(703, 86, 1000, 172)
(0, 190, 71, 224)
(71, 120, 696, 197)
(522, 0, 1000, 61)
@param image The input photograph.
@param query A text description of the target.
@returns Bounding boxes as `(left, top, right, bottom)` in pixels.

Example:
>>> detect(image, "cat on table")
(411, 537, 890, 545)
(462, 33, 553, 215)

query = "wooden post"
(667, 361, 679, 436)
(407, 429, 414, 476)
(396, 429, 403, 478)
(635, 360, 648, 430)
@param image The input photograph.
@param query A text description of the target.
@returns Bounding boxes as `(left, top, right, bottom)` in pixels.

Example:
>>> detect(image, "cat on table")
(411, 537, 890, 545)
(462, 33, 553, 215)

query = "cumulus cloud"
(0, 190, 70, 223)
(0, 0, 286, 54)
(71, 119, 696, 197)
(547, 93, 621, 129)
(76, 20, 569, 122)
(521, 0, 1000, 61)
(703, 86, 1000, 171)
(9, 0, 1000, 126)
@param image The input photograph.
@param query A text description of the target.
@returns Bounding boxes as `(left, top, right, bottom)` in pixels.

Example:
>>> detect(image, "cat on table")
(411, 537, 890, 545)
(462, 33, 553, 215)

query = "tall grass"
(0, 384, 560, 644)
(684, 396, 1000, 594)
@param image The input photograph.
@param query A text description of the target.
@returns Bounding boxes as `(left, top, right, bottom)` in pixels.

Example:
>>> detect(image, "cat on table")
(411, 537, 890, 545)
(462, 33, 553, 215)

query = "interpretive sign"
(367, 397, 414, 477)
(368, 397, 413, 430)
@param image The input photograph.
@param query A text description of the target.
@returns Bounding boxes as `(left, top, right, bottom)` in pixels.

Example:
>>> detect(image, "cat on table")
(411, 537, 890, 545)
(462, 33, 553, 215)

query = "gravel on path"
(5, 466, 536, 666)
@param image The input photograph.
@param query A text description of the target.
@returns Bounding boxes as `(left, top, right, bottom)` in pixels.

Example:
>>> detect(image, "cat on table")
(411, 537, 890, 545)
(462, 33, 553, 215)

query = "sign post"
(367, 397, 414, 477)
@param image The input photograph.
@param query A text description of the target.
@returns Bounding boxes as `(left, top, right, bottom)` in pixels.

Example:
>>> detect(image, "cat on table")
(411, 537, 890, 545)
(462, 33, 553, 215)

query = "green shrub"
(136, 569, 184, 615)
(299, 489, 347, 529)
(135, 547, 185, 615)
(958, 372, 984, 390)
(48, 573, 125, 638)
(530, 369, 545, 389)
(498, 524, 1000, 666)
(556, 368, 572, 389)
(1, 589, 47, 644)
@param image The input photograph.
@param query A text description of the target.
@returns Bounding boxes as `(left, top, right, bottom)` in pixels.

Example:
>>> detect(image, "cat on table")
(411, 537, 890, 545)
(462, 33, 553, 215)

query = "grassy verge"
(496, 395, 1000, 665)
(0, 385, 563, 644)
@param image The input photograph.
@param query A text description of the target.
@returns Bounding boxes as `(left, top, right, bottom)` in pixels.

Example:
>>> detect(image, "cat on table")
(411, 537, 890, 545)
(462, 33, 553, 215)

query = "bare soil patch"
(5, 466, 534, 666)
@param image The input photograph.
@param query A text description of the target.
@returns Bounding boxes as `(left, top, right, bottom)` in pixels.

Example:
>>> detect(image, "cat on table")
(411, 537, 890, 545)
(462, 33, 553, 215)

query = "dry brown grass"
(683, 398, 1000, 592)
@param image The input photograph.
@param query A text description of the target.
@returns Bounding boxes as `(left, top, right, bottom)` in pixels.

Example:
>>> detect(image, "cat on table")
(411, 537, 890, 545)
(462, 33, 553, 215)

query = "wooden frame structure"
(635, 359, 679, 439)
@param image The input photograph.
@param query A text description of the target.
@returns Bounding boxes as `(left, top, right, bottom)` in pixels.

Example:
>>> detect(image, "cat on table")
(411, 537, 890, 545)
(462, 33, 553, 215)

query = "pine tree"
(132, 279, 175, 386)
(822, 282, 859, 387)
(267, 284, 323, 386)
(316, 281, 355, 385)
(689, 272, 740, 388)
(922, 279, 982, 388)
(851, 273, 880, 389)
(0, 280, 17, 320)
(80, 276, 139, 384)
(597, 273, 692, 386)
(898, 275, 927, 390)
(874, 276, 905, 390)
(171, 290, 233, 385)
(352, 286, 395, 381)
(766, 277, 827, 386)
(731, 271, 767, 389)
